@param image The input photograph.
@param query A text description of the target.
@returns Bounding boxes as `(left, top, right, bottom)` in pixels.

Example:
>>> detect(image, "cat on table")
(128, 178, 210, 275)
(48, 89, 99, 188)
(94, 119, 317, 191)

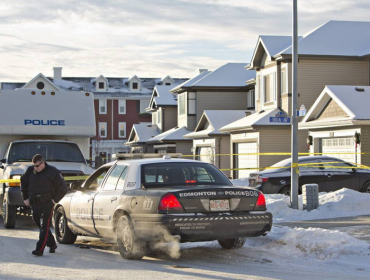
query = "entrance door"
(235, 142, 258, 179)
(198, 147, 214, 164)
(321, 138, 356, 164)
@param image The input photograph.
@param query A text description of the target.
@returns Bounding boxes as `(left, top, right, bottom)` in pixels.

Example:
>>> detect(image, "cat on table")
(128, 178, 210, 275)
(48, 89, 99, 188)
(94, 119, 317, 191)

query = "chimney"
(197, 69, 208, 74)
(53, 67, 63, 80)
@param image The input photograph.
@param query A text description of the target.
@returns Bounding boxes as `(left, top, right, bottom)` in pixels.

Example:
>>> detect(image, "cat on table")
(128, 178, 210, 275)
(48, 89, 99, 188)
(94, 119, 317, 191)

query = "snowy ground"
(1, 189, 370, 279)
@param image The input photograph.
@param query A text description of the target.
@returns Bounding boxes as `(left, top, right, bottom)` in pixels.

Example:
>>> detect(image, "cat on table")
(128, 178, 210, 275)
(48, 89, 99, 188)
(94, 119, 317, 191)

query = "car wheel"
(218, 237, 246, 249)
(55, 207, 77, 244)
(116, 215, 146, 260)
(280, 186, 291, 196)
(362, 182, 370, 194)
(2, 196, 17, 229)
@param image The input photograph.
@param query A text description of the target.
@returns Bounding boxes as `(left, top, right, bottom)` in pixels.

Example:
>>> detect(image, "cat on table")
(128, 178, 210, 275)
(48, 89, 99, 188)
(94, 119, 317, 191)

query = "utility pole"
(291, 0, 299, 209)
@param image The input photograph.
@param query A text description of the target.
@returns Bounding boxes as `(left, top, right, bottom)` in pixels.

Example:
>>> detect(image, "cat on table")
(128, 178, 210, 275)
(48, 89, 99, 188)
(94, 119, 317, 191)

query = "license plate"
(210, 199, 230, 211)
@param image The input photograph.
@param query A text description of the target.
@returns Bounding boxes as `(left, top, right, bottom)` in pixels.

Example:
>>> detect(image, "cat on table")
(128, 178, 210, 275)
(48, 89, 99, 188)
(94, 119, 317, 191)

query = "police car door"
(93, 164, 128, 237)
(69, 166, 110, 235)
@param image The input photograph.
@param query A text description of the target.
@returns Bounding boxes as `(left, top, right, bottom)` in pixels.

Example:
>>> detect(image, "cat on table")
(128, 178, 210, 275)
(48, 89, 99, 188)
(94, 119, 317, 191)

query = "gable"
(250, 41, 269, 68)
(22, 73, 60, 91)
(316, 98, 349, 120)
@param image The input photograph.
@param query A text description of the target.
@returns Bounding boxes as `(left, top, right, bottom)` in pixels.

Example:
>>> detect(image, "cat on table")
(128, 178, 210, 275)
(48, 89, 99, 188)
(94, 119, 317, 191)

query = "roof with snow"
(185, 110, 247, 138)
(171, 71, 212, 94)
(220, 108, 290, 132)
(190, 63, 255, 88)
(126, 123, 160, 144)
(277, 21, 370, 57)
(300, 85, 370, 129)
(148, 85, 178, 110)
(147, 126, 192, 143)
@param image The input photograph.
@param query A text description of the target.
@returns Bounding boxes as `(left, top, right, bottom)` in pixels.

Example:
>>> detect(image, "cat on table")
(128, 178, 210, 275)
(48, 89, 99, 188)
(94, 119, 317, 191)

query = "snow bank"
(246, 226, 370, 260)
(267, 188, 370, 222)
(231, 177, 249, 187)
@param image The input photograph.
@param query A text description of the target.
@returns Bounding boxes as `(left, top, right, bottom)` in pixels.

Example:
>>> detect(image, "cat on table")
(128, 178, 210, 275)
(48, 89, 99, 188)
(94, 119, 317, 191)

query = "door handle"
(88, 197, 94, 202)
(111, 197, 117, 202)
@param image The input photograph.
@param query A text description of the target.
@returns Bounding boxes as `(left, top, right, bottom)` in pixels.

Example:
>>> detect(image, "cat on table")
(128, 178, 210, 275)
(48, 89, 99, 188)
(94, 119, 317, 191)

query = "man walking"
(21, 154, 67, 256)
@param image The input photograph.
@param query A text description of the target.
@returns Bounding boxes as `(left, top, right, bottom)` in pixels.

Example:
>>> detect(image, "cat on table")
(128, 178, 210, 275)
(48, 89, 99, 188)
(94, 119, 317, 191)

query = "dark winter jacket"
(20, 162, 67, 203)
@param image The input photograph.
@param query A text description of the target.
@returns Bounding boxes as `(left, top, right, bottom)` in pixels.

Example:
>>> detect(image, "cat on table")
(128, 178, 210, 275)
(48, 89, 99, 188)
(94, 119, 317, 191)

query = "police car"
(54, 156, 272, 260)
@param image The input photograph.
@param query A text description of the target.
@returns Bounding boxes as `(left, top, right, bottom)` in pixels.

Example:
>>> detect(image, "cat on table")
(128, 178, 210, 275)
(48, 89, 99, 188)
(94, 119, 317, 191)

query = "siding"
(163, 106, 177, 131)
(218, 136, 231, 177)
(317, 98, 348, 119)
(176, 141, 193, 156)
(281, 94, 291, 116)
(360, 126, 370, 167)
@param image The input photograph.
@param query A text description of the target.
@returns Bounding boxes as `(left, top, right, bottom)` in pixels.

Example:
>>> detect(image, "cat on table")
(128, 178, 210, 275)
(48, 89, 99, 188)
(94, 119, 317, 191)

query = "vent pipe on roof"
(197, 69, 208, 74)
(355, 87, 365, 92)
(53, 67, 62, 80)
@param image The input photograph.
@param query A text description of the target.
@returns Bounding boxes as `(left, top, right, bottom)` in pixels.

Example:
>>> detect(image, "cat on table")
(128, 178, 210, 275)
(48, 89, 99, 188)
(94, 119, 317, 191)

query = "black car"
(54, 157, 272, 260)
(249, 156, 370, 195)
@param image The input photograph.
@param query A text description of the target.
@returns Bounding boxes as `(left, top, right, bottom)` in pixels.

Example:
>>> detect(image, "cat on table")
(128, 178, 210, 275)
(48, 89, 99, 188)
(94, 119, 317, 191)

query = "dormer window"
(37, 82, 45, 89)
(133, 82, 138, 90)
(165, 83, 171, 86)
(99, 82, 104, 89)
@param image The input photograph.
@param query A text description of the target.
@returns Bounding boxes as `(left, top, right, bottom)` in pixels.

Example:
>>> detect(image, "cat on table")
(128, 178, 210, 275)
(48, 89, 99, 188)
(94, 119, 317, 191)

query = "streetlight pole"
(291, 0, 299, 209)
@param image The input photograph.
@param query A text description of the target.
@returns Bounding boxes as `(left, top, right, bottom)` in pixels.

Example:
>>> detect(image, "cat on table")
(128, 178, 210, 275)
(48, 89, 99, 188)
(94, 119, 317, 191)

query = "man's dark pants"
(30, 200, 56, 252)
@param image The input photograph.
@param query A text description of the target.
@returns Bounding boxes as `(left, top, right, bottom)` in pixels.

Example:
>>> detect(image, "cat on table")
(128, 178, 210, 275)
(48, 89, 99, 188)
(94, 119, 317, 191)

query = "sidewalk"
(276, 215, 370, 243)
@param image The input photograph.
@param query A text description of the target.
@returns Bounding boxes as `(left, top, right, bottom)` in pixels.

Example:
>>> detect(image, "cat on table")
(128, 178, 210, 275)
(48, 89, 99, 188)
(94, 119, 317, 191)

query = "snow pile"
(267, 188, 370, 222)
(246, 226, 370, 260)
(231, 177, 250, 187)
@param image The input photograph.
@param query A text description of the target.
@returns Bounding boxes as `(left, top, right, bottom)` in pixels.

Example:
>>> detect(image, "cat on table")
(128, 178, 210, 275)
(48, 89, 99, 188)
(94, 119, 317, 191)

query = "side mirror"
(70, 181, 82, 191)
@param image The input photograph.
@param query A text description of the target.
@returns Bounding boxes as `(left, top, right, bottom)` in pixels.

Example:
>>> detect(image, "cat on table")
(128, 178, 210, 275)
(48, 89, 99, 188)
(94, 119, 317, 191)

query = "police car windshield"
(9, 142, 85, 164)
(141, 162, 232, 188)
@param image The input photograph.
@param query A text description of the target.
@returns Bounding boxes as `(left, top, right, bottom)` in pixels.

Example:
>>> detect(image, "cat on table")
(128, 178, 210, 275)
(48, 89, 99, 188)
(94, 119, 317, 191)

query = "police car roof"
(116, 157, 203, 166)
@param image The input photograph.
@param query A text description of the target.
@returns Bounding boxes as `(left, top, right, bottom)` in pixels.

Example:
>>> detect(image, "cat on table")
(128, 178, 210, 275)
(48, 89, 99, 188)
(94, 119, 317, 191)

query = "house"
(0, 67, 188, 161)
(221, 20, 370, 179)
(125, 122, 160, 153)
(184, 110, 246, 177)
(300, 85, 370, 166)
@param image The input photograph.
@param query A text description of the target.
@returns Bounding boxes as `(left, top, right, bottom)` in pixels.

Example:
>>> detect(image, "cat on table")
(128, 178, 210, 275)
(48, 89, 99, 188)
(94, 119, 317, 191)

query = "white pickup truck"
(0, 89, 96, 228)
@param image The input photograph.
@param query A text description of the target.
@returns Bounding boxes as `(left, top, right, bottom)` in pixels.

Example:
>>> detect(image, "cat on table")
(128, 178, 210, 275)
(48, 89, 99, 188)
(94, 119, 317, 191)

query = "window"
(83, 166, 110, 190)
(281, 69, 286, 94)
(99, 99, 107, 114)
(264, 74, 274, 103)
(247, 90, 255, 109)
(320, 159, 354, 172)
(118, 122, 126, 138)
(299, 160, 322, 171)
(165, 83, 171, 85)
(37, 82, 45, 90)
(140, 100, 150, 113)
(103, 165, 127, 191)
(188, 92, 196, 115)
(119, 100, 126, 114)
(99, 122, 107, 138)
(99, 82, 104, 89)
(179, 93, 185, 115)
(116, 167, 128, 190)
(132, 82, 138, 90)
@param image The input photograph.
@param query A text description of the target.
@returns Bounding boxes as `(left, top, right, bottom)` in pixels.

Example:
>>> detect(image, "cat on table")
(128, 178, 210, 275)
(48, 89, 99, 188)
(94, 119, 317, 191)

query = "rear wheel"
(2, 196, 16, 229)
(55, 207, 77, 244)
(218, 237, 246, 249)
(116, 215, 146, 260)
(280, 186, 291, 196)
(362, 182, 370, 194)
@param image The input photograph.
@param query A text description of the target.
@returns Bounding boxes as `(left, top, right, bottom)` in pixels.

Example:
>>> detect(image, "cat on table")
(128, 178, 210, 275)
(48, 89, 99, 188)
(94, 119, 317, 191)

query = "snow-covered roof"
(126, 123, 160, 144)
(151, 85, 178, 107)
(278, 21, 370, 57)
(171, 71, 212, 94)
(190, 63, 255, 87)
(185, 110, 247, 138)
(127, 75, 142, 82)
(160, 75, 175, 83)
(220, 108, 290, 132)
(2, 76, 188, 97)
(147, 126, 192, 143)
(92, 75, 108, 83)
(300, 85, 370, 129)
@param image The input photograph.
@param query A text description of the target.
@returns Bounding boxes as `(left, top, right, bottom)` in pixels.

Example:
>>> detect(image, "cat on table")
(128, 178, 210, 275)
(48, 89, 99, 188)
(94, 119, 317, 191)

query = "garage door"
(236, 142, 258, 179)
(321, 138, 356, 163)
(198, 147, 214, 164)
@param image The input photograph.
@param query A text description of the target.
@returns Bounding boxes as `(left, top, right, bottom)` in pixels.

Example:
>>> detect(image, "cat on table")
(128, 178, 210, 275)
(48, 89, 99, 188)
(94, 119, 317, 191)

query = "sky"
(1, 0, 370, 82)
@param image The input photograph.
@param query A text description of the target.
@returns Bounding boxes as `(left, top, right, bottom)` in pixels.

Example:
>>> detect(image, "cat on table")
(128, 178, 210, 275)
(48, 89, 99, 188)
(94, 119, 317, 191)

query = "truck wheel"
(116, 215, 146, 260)
(280, 186, 291, 196)
(362, 182, 370, 193)
(3, 196, 17, 229)
(218, 237, 246, 249)
(55, 207, 77, 244)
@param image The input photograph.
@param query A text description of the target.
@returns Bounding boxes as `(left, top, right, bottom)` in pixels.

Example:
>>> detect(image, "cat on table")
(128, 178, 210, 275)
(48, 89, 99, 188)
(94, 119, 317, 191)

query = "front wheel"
(218, 237, 246, 249)
(362, 182, 370, 194)
(2, 196, 17, 229)
(55, 207, 77, 244)
(279, 186, 291, 196)
(116, 215, 146, 260)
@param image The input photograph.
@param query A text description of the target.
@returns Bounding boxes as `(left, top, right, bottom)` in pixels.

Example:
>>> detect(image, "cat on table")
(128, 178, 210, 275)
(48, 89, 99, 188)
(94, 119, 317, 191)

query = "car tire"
(362, 182, 370, 194)
(218, 237, 246, 249)
(55, 207, 77, 244)
(280, 186, 291, 196)
(2, 196, 16, 229)
(116, 215, 146, 260)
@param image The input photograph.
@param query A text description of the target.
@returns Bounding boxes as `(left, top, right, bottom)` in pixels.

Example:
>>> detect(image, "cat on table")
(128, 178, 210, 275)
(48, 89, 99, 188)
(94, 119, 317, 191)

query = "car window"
(103, 165, 127, 191)
(320, 159, 353, 172)
(116, 166, 128, 190)
(83, 166, 110, 190)
(141, 162, 232, 188)
(299, 160, 322, 171)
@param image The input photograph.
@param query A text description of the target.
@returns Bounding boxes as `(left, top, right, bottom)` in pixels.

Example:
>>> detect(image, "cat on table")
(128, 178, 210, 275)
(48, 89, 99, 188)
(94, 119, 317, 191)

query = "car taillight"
(185, 180, 197, 183)
(9, 175, 21, 187)
(158, 193, 184, 212)
(256, 175, 268, 183)
(254, 191, 266, 210)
